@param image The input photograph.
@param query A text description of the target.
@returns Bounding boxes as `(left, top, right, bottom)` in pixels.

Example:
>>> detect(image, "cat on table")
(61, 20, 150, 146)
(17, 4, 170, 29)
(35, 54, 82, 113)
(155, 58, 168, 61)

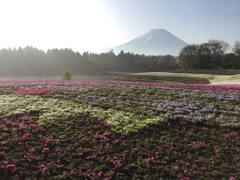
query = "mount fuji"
(110, 29, 187, 56)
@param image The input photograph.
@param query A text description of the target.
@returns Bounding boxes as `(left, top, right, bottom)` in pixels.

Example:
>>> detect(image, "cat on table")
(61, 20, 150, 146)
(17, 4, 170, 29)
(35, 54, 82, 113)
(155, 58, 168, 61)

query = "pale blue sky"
(101, 0, 240, 48)
(0, 0, 239, 52)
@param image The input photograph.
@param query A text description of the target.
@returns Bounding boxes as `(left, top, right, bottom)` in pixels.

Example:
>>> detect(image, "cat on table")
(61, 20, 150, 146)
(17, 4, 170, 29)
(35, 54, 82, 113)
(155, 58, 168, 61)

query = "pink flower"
(105, 143, 109, 150)
(43, 136, 52, 144)
(202, 127, 209, 131)
(38, 164, 47, 174)
(86, 154, 96, 159)
(3, 161, 8, 165)
(230, 132, 237, 136)
(77, 119, 84, 123)
(103, 131, 111, 136)
(18, 125, 24, 130)
(113, 139, 119, 144)
(100, 136, 109, 143)
(0, 125, 5, 129)
(121, 132, 129, 136)
(215, 149, 219, 154)
(104, 123, 110, 127)
(29, 124, 37, 131)
(97, 118, 103, 122)
(55, 147, 61, 152)
(98, 171, 103, 177)
(4, 119, 11, 125)
(6, 164, 17, 171)
(185, 162, 189, 166)
(147, 157, 155, 163)
(21, 133, 30, 140)
(184, 169, 187, 174)
(229, 177, 235, 180)
(42, 148, 49, 152)
(174, 166, 179, 171)
(93, 133, 99, 138)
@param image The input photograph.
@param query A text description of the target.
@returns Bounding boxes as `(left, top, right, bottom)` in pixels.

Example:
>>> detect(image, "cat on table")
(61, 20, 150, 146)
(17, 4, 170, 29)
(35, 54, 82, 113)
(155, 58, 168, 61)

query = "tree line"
(177, 40, 240, 69)
(0, 47, 177, 77)
(0, 40, 240, 77)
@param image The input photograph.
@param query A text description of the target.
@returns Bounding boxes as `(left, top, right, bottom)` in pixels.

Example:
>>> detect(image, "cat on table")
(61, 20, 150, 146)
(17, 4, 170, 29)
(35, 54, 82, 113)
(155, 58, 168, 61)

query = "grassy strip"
(128, 72, 240, 84)
(168, 69, 240, 75)
(114, 74, 210, 84)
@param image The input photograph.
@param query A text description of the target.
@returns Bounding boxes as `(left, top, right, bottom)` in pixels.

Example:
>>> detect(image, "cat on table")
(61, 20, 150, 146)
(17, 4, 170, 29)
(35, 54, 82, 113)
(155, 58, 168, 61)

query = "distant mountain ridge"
(110, 29, 188, 56)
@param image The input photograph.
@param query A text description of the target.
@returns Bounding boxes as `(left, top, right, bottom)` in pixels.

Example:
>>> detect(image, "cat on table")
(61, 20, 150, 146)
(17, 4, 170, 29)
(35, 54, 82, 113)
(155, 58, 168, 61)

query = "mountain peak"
(111, 29, 188, 56)
(149, 28, 168, 32)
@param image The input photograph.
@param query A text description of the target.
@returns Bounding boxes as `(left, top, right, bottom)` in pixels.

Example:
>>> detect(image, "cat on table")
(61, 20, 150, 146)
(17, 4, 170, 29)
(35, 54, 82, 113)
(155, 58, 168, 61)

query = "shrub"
(62, 71, 72, 80)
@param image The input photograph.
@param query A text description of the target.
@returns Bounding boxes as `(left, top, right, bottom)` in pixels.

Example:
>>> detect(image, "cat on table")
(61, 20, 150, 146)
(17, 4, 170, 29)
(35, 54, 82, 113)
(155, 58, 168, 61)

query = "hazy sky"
(0, 0, 239, 53)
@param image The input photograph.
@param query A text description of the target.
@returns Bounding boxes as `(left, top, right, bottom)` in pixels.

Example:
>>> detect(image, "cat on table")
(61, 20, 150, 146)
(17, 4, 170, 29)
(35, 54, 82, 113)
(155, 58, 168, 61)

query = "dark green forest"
(0, 40, 239, 77)
(0, 47, 176, 77)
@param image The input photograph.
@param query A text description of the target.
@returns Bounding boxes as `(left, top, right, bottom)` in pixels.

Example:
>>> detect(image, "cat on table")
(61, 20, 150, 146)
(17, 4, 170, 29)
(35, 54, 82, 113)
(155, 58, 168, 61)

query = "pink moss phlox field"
(0, 79, 240, 179)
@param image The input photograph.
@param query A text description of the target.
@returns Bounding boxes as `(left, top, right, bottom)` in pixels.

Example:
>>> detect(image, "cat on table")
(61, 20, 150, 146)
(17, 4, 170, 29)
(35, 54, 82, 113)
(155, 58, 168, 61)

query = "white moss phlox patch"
(0, 95, 165, 132)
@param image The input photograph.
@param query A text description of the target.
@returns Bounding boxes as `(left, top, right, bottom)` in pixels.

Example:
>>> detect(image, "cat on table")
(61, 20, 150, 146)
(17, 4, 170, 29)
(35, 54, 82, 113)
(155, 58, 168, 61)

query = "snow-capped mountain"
(111, 29, 187, 56)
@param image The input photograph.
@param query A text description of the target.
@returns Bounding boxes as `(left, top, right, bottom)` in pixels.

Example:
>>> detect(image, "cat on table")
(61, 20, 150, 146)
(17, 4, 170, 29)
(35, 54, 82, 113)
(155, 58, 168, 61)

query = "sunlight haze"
(0, 0, 122, 52)
(0, 0, 239, 53)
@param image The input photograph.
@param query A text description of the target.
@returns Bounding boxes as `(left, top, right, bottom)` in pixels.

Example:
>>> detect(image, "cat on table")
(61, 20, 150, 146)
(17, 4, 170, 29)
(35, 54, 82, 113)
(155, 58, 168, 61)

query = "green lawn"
(130, 70, 240, 84)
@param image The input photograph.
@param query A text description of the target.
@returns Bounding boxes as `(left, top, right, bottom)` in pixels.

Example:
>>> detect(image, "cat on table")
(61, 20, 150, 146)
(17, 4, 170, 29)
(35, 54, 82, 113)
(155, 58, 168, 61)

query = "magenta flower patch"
(13, 88, 52, 95)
